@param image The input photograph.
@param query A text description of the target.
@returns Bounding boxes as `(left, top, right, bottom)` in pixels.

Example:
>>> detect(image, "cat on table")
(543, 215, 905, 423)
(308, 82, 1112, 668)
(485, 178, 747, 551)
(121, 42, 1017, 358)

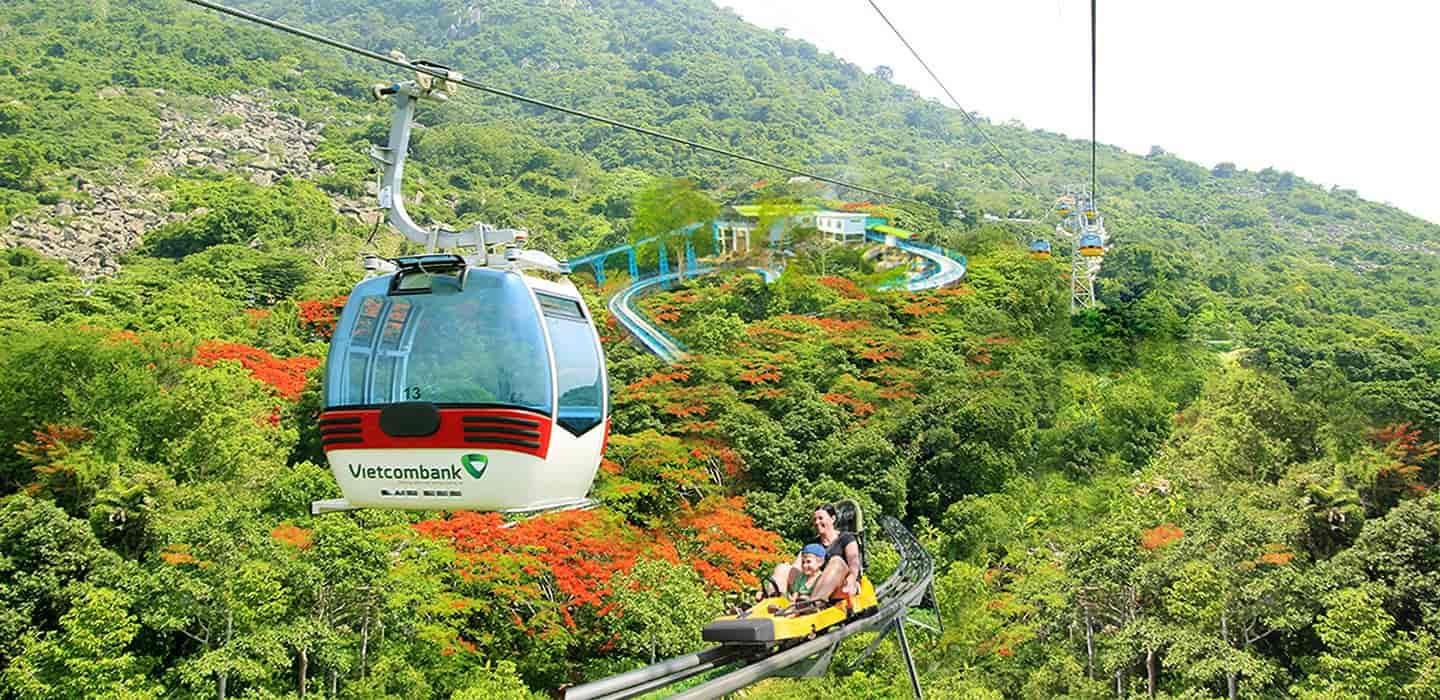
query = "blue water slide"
(863, 229, 967, 291)
(605, 268, 703, 364)
(574, 223, 965, 365)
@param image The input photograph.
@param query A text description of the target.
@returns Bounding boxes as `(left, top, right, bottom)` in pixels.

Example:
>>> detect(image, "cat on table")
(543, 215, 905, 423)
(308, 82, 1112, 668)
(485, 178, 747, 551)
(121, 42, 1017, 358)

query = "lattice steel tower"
(1055, 185, 1106, 313)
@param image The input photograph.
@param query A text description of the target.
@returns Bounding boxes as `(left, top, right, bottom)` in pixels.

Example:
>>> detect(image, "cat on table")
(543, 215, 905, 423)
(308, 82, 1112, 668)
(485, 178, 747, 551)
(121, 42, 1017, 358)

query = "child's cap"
(801, 543, 826, 559)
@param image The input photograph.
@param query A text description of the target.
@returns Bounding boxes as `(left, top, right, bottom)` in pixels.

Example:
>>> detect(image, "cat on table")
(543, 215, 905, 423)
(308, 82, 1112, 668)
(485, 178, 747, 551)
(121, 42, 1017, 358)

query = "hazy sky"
(722, 1, 1440, 224)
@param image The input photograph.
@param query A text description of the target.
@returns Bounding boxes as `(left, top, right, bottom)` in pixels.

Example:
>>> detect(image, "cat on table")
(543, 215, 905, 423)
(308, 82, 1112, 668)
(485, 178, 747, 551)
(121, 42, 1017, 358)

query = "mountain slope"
(6, 0, 1439, 329)
(0, 1, 1438, 698)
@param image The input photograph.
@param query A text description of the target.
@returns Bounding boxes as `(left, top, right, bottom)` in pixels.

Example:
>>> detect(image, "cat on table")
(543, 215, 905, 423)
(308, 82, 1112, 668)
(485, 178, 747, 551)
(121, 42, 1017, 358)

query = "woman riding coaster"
(702, 501, 878, 644)
(770, 504, 863, 603)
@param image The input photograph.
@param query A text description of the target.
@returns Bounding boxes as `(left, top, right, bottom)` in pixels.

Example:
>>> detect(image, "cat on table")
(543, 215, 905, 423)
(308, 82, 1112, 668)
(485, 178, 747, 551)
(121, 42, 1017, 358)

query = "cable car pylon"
(1057, 185, 1105, 313)
(1068, 0, 1110, 314)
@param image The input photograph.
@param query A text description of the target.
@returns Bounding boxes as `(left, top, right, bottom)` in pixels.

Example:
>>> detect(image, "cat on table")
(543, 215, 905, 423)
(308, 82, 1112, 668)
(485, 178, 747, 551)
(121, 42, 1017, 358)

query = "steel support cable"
(178, 0, 931, 207)
(865, 0, 1034, 192)
(1091, 0, 1098, 203)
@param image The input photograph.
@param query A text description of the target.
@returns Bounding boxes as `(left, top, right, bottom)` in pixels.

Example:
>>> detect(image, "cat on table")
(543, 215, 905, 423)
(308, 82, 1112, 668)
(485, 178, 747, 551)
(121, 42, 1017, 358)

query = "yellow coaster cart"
(703, 501, 878, 646)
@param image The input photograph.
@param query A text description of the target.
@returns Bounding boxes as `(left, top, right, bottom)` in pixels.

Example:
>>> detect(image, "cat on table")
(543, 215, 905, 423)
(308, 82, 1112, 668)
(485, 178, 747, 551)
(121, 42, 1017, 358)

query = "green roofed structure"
(870, 224, 916, 240)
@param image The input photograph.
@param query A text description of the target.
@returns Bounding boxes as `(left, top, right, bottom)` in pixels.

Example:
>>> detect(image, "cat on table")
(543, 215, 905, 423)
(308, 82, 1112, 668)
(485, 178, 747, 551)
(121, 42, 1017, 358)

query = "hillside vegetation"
(0, 0, 1437, 698)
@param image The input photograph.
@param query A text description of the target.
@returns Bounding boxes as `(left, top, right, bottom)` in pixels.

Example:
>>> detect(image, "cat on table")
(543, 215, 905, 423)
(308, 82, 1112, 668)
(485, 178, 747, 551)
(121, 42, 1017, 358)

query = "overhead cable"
(1090, 0, 1098, 202)
(179, 0, 931, 207)
(866, 0, 1035, 191)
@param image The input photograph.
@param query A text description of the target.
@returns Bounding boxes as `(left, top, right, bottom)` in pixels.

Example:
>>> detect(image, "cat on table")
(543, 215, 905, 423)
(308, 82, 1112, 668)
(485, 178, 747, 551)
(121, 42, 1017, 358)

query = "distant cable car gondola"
(1056, 198, 1073, 218)
(1079, 232, 1104, 257)
(1029, 239, 1052, 259)
(310, 70, 608, 515)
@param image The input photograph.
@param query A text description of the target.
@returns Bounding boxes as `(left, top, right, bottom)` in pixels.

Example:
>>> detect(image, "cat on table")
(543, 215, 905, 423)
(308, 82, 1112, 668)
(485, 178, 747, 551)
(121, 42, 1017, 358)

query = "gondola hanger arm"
(369, 68, 548, 272)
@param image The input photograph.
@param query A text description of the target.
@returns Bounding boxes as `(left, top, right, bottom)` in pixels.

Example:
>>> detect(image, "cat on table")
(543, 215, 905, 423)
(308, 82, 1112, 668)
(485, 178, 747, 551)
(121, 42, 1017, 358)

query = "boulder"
(5, 92, 336, 278)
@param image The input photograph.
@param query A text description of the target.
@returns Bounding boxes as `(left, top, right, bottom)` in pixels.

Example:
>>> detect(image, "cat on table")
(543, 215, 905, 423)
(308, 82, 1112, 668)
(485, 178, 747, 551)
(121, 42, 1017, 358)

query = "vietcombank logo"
(346, 454, 488, 481)
(461, 453, 488, 479)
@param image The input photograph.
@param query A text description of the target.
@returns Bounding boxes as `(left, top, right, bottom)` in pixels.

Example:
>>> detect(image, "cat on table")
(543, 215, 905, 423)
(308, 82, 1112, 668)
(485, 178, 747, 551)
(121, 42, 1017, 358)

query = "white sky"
(722, 1, 1440, 224)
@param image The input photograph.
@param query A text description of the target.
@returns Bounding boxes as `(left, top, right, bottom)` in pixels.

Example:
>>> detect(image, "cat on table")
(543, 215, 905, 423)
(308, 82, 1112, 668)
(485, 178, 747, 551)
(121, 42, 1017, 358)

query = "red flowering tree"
(191, 341, 320, 401)
(737, 357, 784, 385)
(617, 366, 736, 436)
(15, 424, 94, 509)
(823, 374, 880, 418)
(673, 496, 782, 591)
(1140, 523, 1184, 550)
(817, 276, 866, 300)
(1351, 421, 1440, 507)
(414, 507, 667, 668)
(296, 296, 347, 340)
(412, 492, 781, 670)
(899, 295, 947, 317)
(595, 431, 721, 525)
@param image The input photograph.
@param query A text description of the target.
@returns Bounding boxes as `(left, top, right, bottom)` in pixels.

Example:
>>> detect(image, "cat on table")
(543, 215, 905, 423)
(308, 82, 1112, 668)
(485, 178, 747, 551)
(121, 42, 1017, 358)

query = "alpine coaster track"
(564, 515, 936, 699)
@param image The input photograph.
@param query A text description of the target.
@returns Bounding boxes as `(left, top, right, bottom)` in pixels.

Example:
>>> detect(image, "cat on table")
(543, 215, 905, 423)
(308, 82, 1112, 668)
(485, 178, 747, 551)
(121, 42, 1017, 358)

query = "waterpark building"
(816, 211, 868, 244)
(714, 205, 791, 255)
(715, 207, 868, 254)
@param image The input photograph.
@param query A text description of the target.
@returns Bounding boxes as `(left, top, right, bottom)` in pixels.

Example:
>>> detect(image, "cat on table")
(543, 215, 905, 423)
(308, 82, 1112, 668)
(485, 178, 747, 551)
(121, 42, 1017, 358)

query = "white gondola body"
(320, 265, 608, 512)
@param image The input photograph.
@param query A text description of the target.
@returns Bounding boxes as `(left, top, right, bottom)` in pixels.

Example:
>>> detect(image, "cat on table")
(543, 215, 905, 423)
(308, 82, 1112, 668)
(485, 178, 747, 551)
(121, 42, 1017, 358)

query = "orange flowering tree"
(1139, 523, 1184, 550)
(1368, 422, 1439, 500)
(296, 296, 347, 340)
(413, 509, 648, 682)
(614, 364, 740, 437)
(412, 491, 782, 680)
(192, 340, 321, 401)
(817, 275, 866, 300)
(14, 424, 94, 512)
(673, 496, 782, 591)
(822, 374, 880, 418)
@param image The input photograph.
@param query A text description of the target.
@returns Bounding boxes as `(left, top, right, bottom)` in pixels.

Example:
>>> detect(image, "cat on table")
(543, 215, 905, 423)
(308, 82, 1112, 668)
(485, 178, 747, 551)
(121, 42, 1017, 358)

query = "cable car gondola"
(1079, 232, 1104, 257)
(307, 74, 610, 515)
(313, 254, 609, 514)
(1029, 239, 1052, 259)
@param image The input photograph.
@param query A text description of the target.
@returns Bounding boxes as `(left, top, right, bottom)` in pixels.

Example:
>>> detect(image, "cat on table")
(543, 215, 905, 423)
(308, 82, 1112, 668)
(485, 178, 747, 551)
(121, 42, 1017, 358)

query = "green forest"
(1, 0, 1438, 698)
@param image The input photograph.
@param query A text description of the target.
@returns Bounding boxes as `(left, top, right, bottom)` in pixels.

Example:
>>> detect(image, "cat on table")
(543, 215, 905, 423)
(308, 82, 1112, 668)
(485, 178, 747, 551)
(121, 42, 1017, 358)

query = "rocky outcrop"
(5, 182, 184, 277)
(4, 93, 345, 278)
(143, 94, 330, 186)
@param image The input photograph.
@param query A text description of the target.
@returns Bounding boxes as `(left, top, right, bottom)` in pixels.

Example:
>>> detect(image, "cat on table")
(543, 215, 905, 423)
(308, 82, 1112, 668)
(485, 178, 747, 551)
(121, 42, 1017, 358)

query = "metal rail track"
(565, 516, 934, 700)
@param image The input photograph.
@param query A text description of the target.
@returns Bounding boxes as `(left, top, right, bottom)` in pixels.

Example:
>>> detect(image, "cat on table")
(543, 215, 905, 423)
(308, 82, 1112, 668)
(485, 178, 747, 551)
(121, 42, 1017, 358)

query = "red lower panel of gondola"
(318, 407, 552, 459)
